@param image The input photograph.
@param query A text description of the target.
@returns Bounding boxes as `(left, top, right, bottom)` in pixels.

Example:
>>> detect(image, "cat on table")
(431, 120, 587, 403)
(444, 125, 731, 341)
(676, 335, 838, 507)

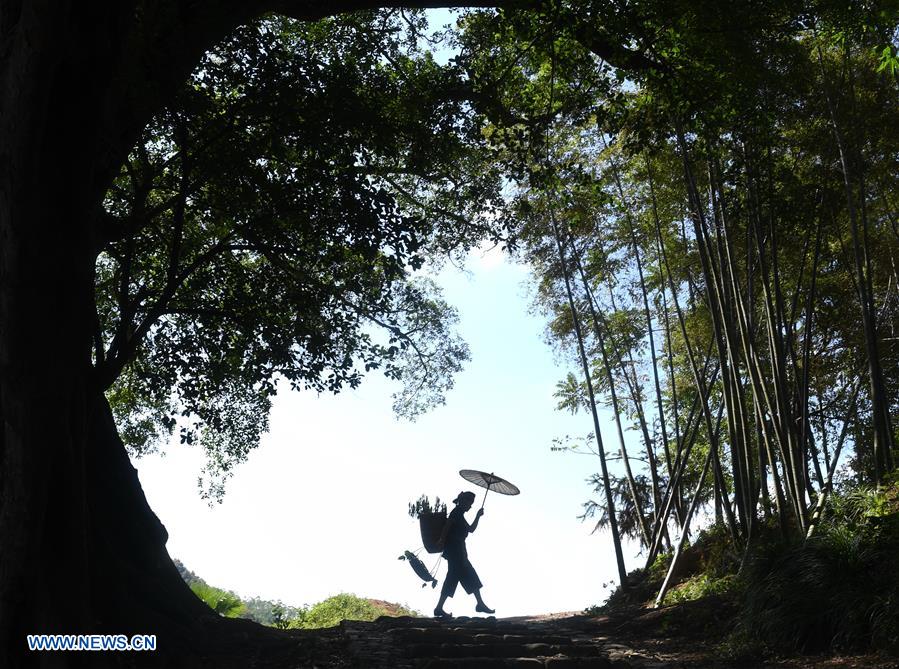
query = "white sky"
(135, 244, 642, 618)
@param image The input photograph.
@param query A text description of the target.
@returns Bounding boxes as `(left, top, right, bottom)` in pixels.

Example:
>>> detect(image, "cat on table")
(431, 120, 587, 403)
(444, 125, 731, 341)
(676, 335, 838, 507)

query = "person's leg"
(473, 589, 494, 614)
(458, 557, 493, 614)
(435, 563, 458, 617)
(434, 590, 450, 617)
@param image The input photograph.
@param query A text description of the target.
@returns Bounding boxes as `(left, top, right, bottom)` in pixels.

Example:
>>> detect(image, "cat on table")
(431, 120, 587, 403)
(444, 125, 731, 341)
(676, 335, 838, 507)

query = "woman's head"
(453, 491, 476, 509)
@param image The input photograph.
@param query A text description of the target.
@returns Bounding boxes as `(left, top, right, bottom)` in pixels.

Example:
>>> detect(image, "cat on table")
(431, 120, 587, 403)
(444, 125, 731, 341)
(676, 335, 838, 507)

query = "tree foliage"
(96, 12, 506, 498)
(437, 0, 899, 608)
(89, 0, 899, 609)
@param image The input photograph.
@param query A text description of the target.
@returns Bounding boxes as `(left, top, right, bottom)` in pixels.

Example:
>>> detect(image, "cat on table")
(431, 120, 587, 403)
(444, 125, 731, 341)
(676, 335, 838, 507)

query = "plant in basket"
(408, 495, 448, 553)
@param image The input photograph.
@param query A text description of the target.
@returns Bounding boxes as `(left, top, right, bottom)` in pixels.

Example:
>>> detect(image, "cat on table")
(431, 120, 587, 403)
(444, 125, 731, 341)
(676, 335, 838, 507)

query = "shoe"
(433, 608, 452, 618)
(475, 603, 495, 614)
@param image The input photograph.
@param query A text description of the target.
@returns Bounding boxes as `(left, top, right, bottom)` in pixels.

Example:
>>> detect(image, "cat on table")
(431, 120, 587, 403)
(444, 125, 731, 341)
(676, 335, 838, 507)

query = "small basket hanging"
(419, 509, 447, 554)
(398, 550, 439, 588)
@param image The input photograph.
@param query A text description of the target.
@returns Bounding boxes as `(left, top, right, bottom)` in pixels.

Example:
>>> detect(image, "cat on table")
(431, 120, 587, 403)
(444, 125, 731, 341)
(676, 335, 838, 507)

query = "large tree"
(0, 3, 510, 665)
(9, 1, 894, 664)
(0, 2, 669, 662)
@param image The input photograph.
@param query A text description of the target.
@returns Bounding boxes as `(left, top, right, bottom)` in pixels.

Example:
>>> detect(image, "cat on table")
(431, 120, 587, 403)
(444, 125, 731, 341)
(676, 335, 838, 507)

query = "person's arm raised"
(469, 508, 484, 533)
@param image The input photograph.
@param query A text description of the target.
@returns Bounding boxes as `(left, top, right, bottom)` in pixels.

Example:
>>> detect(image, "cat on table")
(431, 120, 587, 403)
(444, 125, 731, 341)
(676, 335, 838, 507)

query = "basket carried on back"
(419, 509, 447, 553)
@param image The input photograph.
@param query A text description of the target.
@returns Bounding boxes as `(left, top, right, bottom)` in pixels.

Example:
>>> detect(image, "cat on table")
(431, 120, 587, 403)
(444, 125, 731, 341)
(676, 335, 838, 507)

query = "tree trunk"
(604, 143, 668, 523)
(805, 376, 862, 541)
(0, 5, 197, 663)
(0, 178, 219, 667)
(567, 239, 652, 548)
(815, 39, 896, 484)
(0, 111, 215, 667)
(549, 208, 629, 587)
(672, 125, 741, 541)
(647, 161, 685, 526)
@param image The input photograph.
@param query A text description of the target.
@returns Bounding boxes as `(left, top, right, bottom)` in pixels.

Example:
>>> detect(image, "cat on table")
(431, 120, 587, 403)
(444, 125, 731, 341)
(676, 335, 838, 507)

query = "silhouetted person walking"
(434, 491, 494, 617)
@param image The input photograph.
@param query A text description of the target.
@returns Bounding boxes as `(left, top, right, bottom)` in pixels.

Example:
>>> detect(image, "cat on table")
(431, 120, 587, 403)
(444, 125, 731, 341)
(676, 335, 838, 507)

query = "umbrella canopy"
(459, 470, 520, 496)
(459, 469, 519, 509)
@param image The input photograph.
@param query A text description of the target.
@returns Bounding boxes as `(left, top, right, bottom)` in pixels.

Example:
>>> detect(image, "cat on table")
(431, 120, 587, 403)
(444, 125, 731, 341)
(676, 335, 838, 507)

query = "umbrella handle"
(480, 487, 489, 510)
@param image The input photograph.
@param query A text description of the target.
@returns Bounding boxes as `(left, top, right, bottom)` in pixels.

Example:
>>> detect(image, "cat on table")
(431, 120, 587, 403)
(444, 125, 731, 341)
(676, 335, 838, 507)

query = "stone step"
(416, 660, 537, 669)
(390, 628, 571, 645)
(544, 660, 614, 669)
(403, 642, 607, 659)
(387, 625, 535, 636)
(345, 617, 668, 669)
(415, 658, 613, 669)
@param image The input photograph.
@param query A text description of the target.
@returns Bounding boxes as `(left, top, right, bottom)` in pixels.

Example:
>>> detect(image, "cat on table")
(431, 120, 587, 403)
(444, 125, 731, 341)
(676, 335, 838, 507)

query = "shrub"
(287, 593, 417, 629)
(662, 573, 738, 605)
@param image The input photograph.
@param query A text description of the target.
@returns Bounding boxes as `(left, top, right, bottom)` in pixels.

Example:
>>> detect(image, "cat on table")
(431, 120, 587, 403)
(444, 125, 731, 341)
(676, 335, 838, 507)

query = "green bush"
(690, 522, 741, 577)
(179, 561, 418, 629)
(287, 593, 417, 629)
(662, 573, 738, 605)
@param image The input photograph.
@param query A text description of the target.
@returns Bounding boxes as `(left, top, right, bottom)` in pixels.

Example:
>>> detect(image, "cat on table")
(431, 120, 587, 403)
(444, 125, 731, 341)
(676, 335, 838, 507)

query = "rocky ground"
(184, 600, 898, 668)
(151, 597, 899, 669)
(336, 607, 898, 669)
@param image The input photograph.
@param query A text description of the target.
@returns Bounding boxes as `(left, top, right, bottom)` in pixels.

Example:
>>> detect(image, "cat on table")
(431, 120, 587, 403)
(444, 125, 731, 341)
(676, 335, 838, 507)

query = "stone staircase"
(340, 615, 677, 668)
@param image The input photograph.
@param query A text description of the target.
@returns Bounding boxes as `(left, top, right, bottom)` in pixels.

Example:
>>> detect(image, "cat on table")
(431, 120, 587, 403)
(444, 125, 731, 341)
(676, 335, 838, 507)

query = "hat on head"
(453, 491, 476, 505)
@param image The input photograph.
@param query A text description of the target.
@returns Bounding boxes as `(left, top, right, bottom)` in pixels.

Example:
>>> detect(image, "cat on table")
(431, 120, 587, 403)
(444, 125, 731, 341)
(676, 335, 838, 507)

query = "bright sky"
(136, 244, 642, 618)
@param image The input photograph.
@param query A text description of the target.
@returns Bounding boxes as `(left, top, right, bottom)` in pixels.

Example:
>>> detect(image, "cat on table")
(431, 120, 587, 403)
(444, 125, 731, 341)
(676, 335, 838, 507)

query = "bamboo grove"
(460, 1, 899, 598)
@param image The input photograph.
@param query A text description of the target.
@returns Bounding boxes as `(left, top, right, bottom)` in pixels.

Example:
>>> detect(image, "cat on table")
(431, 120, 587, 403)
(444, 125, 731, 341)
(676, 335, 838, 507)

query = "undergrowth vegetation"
(593, 479, 899, 659)
(734, 479, 899, 656)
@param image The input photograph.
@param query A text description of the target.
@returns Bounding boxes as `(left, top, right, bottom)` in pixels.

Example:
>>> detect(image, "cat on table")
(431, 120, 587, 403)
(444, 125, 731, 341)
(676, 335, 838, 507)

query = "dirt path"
(172, 608, 898, 668)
